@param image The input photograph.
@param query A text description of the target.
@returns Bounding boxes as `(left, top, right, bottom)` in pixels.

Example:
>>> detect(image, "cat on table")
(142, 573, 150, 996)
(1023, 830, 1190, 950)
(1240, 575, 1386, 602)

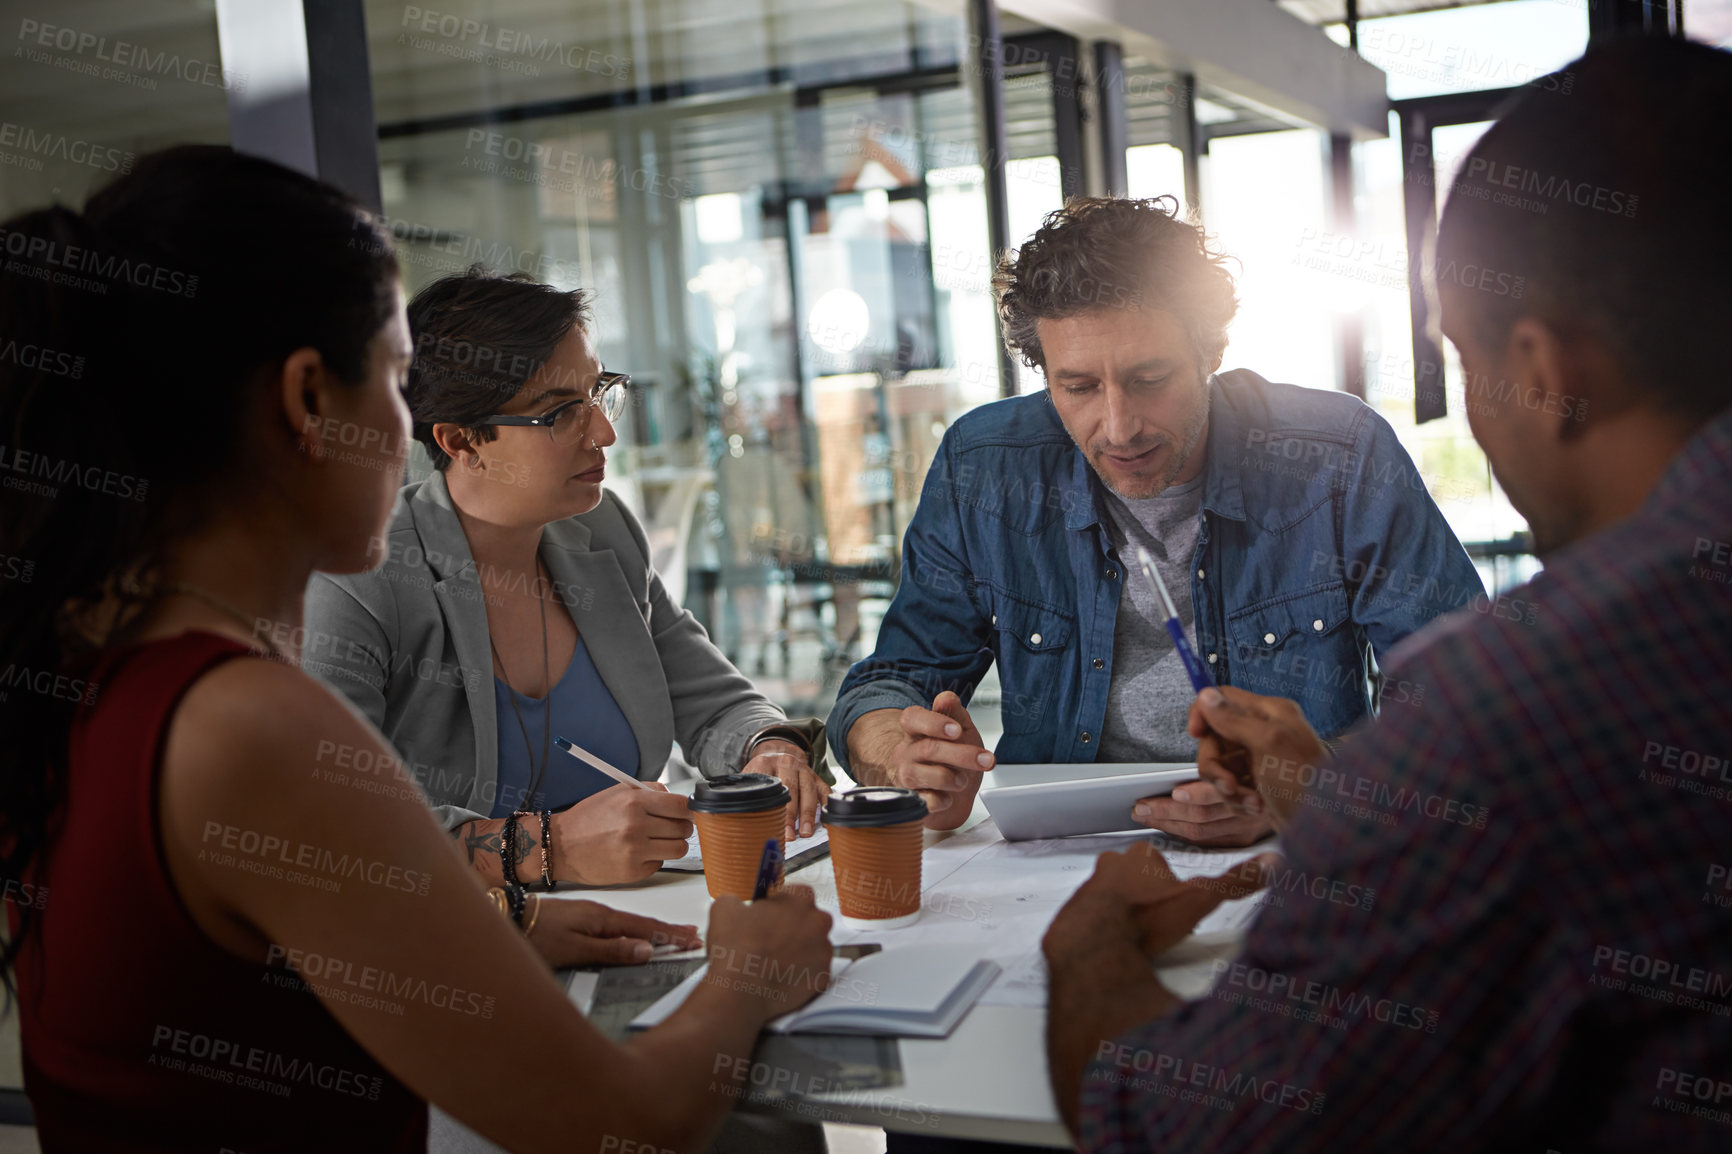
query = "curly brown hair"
(992, 196, 1238, 373)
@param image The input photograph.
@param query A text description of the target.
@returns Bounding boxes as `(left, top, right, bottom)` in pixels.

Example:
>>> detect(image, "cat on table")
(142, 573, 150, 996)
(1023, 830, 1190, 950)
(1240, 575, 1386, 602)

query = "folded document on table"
(630, 943, 1000, 1038)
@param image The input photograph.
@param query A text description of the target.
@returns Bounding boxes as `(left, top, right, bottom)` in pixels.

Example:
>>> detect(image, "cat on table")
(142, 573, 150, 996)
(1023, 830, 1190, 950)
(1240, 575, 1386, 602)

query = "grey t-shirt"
(1098, 476, 1204, 763)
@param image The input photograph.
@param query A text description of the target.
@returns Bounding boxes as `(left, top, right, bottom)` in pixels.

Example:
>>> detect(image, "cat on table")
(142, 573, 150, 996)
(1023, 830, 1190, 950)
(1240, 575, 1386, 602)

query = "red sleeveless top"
(17, 631, 428, 1152)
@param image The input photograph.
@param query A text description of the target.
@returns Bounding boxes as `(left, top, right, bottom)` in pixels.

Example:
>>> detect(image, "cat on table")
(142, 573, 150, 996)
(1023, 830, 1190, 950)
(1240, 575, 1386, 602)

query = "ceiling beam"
(998, 0, 1390, 138)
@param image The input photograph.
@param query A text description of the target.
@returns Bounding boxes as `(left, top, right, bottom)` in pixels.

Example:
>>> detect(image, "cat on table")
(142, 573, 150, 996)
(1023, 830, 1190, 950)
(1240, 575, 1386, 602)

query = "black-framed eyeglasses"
(478, 371, 630, 447)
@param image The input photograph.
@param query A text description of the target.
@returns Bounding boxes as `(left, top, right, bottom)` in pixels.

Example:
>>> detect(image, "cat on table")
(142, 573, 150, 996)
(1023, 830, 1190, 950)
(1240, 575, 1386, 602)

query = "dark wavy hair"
(0, 145, 400, 996)
(992, 195, 1238, 373)
(405, 267, 592, 471)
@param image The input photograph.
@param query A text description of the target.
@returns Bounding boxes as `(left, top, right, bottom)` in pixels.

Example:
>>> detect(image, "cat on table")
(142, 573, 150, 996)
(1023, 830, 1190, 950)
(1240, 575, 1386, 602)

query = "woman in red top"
(0, 146, 833, 1153)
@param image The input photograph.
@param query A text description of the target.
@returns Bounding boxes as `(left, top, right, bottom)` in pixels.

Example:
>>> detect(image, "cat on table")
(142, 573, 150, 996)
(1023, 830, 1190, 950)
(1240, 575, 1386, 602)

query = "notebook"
(629, 943, 1000, 1038)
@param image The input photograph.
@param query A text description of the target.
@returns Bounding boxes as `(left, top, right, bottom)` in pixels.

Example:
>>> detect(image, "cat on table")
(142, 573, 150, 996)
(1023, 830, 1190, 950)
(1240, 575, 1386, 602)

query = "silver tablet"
(981, 763, 1200, 841)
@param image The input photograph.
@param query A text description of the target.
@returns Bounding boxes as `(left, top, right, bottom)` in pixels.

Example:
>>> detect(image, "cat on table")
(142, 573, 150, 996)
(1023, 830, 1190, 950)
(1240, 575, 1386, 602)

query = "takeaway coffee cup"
(823, 787, 929, 930)
(689, 773, 791, 901)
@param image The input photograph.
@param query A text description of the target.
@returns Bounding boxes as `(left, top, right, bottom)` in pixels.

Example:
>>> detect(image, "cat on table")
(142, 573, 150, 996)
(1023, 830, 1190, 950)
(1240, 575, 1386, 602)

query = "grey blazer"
(303, 470, 798, 830)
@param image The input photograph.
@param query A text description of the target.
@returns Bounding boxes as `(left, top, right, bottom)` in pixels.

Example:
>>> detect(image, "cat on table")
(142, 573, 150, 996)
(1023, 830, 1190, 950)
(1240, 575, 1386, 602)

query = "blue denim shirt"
(827, 369, 1484, 771)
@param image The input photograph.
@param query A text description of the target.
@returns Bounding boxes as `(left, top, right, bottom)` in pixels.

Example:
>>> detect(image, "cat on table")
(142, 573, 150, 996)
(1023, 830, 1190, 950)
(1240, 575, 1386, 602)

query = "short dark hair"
(992, 195, 1238, 372)
(405, 266, 593, 471)
(1437, 37, 1732, 424)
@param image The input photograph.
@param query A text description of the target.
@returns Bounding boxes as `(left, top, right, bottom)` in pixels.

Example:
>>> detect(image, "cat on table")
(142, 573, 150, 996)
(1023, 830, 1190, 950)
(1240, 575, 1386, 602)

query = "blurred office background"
(7, 0, 1725, 731)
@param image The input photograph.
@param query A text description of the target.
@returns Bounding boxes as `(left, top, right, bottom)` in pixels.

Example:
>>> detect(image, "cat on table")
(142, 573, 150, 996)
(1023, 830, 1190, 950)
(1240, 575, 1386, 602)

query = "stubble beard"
(1091, 387, 1210, 501)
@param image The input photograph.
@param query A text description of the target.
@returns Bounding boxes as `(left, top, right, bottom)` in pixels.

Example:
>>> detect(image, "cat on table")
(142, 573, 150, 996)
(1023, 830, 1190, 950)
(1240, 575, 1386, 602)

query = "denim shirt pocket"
(982, 585, 1074, 735)
(1226, 583, 1364, 736)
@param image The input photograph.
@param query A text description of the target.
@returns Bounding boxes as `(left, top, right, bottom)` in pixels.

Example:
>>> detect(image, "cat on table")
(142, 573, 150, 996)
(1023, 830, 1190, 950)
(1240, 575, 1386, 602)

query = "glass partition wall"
(0, 0, 232, 219)
(367, 0, 1011, 718)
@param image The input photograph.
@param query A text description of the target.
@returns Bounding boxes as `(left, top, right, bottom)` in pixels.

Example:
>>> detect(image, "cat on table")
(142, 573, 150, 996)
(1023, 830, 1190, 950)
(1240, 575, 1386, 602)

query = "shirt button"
(1207, 652, 1217, 664)
(1313, 619, 1325, 631)
(1106, 568, 1118, 580)
(991, 614, 997, 625)
(1030, 632, 1042, 645)
(1080, 731, 1092, 744)
(1264, 632, 1276, 644)
(1197, 569, 1205, 580)
(1093, 657, 1104, 669)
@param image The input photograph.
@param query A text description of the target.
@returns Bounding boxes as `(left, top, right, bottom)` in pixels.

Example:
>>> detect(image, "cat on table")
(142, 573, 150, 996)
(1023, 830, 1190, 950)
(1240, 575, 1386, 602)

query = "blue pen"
(1133, 545, 1213, 692)
(750, 838, 782, 900)
(1134, 546, 1255, 792)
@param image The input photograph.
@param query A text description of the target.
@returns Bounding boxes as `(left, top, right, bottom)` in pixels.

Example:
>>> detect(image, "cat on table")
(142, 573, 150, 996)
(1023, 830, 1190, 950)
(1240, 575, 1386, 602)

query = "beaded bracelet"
(536, 810, 553, 889)
(502, 881, 527, 927)
(500, 813, 521, 887)
(485, 886, 537, 934)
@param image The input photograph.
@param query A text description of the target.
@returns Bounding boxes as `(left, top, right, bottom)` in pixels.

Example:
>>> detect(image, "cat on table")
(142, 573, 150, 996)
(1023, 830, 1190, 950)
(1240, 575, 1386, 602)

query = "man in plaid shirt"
(1043, 36, 1732, 1153)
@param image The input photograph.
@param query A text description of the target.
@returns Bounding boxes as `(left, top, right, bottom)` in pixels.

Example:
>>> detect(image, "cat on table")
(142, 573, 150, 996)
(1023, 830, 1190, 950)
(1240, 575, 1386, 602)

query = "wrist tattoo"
(461, 818, 539, 869)
(463, 825, 502, 866)
(514, 817, 538, 867)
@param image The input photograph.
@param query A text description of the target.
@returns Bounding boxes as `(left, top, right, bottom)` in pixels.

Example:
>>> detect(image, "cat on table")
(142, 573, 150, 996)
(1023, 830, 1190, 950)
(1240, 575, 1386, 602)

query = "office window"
(1202, 126, 1336, 394)
(1686, 0, 1732, 47)
(1328, 0, 1589, 100)
(1355, 114, 1535, 591)
(1121, 55, 1187, 211)
(367, 0, 1009, 717)
(0, 0, 231, 218)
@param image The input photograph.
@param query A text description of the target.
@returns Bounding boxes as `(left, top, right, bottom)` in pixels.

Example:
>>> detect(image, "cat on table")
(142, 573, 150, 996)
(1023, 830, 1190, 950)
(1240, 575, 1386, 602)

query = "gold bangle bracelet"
(523, 893, 542, 937)
(485, 886, 508, 919)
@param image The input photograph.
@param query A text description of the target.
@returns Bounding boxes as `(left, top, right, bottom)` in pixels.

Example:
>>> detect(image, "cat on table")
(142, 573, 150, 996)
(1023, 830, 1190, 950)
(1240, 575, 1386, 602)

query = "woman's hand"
(699, 886, 835, 1020)
(743, 741, 830, 840)
(526, 899, 701, 968)
(551, 785, 694, 885)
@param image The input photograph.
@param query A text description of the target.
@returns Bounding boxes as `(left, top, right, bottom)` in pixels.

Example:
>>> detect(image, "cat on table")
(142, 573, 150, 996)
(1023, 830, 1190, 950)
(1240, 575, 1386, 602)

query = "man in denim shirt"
(829, 197, 1482, 847)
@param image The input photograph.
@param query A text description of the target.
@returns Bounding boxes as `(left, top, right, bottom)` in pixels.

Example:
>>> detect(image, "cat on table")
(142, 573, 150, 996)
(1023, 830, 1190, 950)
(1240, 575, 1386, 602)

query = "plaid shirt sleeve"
(1076, 631, 1557, 1152)
(1075, 411, 1732, 1152)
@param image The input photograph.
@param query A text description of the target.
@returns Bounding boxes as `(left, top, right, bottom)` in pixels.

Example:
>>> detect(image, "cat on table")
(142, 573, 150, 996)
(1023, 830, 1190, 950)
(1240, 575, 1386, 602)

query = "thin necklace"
(160, 581, 283, 659)
(489, 557, 551, 809)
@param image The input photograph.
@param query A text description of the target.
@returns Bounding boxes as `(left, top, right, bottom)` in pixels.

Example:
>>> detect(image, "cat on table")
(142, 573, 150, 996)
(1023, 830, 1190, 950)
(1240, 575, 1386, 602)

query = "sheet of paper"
(659, 824, 830, 873)
(820, 822, 1273, 1009)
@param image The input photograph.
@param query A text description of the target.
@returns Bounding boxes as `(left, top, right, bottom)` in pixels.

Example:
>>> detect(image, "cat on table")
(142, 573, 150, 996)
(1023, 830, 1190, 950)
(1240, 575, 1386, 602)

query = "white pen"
(554, 736, 653, 790)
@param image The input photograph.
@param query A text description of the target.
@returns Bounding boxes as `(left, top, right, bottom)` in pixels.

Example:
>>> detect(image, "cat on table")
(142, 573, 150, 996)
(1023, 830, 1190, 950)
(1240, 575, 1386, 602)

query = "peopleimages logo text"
(0, 227, 197, 297)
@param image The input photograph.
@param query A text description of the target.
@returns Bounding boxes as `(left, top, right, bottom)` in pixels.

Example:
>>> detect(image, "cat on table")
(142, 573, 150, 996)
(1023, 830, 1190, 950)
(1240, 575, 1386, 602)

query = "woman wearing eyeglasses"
(302, 268, 834, 965)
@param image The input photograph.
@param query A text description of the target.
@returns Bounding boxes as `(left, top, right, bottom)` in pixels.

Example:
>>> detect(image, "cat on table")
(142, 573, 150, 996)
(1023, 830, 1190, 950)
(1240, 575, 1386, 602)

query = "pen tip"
(554, 736, 571, 750)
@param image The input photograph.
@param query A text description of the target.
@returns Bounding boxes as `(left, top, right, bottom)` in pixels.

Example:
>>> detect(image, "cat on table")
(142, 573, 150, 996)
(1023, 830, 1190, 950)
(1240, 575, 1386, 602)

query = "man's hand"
(526, 899, 701, 968)
(742, 741, 830, 841)
(551, 785, 695, 885)
(1041, 840, 1276, 1134)
(1131, 779, 1273, 846)
(849, 692, 994, 830)
(1186, 686, 1329, 827)
(1044, 840, 1276, 971)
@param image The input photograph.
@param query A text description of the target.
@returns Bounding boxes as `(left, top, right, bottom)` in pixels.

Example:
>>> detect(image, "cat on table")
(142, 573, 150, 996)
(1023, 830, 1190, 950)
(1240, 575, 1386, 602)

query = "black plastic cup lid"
(689, 773, 790, 814)
(823, 787, 928, 828)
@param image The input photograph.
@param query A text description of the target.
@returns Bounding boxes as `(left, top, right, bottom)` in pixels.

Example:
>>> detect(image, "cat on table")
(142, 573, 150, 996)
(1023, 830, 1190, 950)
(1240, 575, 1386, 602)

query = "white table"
(553, 804, 1253, 1148)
